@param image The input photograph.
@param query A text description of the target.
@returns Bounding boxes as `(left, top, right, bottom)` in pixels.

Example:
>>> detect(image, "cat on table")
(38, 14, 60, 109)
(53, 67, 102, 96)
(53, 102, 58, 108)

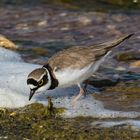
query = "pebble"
(130, 60, 140, 68)
(0, 35, 17, 50)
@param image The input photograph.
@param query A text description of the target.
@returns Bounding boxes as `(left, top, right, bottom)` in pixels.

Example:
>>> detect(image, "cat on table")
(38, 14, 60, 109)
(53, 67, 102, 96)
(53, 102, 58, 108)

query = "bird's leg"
(72, 84, 86, 106)
(83, 80, 89, 97)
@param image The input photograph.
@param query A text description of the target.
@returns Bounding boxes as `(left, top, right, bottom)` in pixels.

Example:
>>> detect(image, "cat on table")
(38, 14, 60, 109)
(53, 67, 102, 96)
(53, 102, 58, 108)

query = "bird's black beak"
(29, 89, 35, 101)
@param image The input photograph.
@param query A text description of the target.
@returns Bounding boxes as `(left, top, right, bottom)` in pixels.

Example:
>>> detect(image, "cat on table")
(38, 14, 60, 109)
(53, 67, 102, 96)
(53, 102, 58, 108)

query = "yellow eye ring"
(38, 79, 43, 86)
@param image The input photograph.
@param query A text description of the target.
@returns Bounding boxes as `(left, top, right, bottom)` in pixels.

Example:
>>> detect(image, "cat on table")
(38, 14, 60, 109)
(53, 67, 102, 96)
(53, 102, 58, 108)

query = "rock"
(60, 26, 70, 31)
(38, 20, 48, 27)
(115, 51, 140, 61)
(78, 16, 91, 26)
(86, 77, 119, 88)
(16, 23, 29, 30)
(31, 47, 48, 56)
(115, 66, 126, 71)
(0, 35, 17, 50)
(94, 81, 140, 112)
(130, 60, 140, 68)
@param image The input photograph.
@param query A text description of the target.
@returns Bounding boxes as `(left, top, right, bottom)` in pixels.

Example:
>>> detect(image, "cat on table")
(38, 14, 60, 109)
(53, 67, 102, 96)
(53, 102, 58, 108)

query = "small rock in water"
(95, 81, 140, 112)
(130, 60, 140, 68)
(87, 77, 119, 88)
(115, 51, 140, 61)
(115, 66, 126, 71)
(16, 23, 29, 30)
(0, 35, 17, 50)
(31, 47, 48, 56)
(78, 16, 91, 26)
(61, 26, 70, 31)
(38, 20, 48, 27)
(59, 12, 67, 17)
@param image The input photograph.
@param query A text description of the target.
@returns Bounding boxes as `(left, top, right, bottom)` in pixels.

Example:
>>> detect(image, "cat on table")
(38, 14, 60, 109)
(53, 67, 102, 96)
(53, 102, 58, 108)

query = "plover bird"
(27, 34, 133, 104)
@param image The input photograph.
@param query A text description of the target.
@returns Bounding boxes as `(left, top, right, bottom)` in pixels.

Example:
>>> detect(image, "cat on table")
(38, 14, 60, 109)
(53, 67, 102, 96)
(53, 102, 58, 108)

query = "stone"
(0, 35, 17, 50)
(130, 60, 140, 68)
(115, 51, 140, 61)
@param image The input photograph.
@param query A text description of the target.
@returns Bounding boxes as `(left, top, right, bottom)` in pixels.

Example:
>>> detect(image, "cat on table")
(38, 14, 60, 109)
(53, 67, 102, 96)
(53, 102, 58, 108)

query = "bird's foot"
(71, 88, 86, 106)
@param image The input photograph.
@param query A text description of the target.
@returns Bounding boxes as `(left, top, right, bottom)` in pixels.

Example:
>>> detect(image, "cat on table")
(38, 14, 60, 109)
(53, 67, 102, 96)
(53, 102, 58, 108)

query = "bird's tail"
(95, 33, 134, 51)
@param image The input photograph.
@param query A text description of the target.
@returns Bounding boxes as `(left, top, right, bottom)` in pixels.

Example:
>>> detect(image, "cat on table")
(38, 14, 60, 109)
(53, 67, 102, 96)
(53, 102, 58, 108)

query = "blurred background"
(0, 0, 140, 8)
(0, 0, 139, 64)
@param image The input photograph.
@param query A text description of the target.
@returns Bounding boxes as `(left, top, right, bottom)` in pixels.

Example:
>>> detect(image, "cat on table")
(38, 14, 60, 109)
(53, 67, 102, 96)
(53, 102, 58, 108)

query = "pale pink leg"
(72, 84, 86, 106)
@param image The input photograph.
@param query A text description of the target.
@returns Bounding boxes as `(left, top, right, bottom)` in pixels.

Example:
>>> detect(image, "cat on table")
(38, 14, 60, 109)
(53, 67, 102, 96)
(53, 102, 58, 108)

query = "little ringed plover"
(27, 34, 133, 104)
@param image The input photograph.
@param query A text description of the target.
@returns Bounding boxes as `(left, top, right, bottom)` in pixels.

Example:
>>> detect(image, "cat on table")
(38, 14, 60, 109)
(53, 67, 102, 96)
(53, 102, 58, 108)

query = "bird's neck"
(43, 64, 59, 90)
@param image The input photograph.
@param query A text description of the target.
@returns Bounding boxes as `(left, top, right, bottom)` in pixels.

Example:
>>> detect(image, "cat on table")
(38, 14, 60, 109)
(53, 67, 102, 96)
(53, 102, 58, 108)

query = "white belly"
(54, 64, 94, 88)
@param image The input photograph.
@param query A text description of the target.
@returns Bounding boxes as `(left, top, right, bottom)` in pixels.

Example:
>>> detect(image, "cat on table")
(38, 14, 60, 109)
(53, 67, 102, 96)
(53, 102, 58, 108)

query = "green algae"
(105, 82, 140, 99)
(116, 51, 140, 61)
(1, 0, 140, 11)
(0, 103, 140, 139)
(31, 47, 48, 56)
(94, 81, 140, 112)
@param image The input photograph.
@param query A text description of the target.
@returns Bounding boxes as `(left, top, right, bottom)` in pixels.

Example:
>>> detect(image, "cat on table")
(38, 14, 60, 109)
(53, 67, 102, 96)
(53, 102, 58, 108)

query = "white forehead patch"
(29, 84, 37, 89)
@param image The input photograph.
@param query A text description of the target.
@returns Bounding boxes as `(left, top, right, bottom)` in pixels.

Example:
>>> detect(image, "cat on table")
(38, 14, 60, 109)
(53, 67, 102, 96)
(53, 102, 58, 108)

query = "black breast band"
(43, 64, 59, 90)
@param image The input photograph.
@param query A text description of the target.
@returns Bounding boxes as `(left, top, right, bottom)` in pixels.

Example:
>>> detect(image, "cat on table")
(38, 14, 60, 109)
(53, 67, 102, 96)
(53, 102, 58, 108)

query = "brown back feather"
(47, 34, 133, 70)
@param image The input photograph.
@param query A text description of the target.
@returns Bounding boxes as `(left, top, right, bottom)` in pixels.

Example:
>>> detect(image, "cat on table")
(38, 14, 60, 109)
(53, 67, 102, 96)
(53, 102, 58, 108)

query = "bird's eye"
(38, 79, 44, 86)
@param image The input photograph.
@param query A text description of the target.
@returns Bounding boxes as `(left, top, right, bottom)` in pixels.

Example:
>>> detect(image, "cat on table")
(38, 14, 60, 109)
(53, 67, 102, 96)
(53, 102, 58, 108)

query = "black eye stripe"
(27, 79, 38, 86)
(27, 74, 48, 90)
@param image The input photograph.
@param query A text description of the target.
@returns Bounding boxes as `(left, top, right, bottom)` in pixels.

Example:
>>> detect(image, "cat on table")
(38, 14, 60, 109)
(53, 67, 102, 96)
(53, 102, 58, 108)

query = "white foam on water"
(0, 47, 22, 62)
(0, 61, 40, 107)
(52, 95, 140, 118)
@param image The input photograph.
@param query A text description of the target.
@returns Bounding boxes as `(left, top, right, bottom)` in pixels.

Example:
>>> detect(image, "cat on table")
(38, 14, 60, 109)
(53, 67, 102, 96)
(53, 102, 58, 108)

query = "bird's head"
(27, 67, 51, 101)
